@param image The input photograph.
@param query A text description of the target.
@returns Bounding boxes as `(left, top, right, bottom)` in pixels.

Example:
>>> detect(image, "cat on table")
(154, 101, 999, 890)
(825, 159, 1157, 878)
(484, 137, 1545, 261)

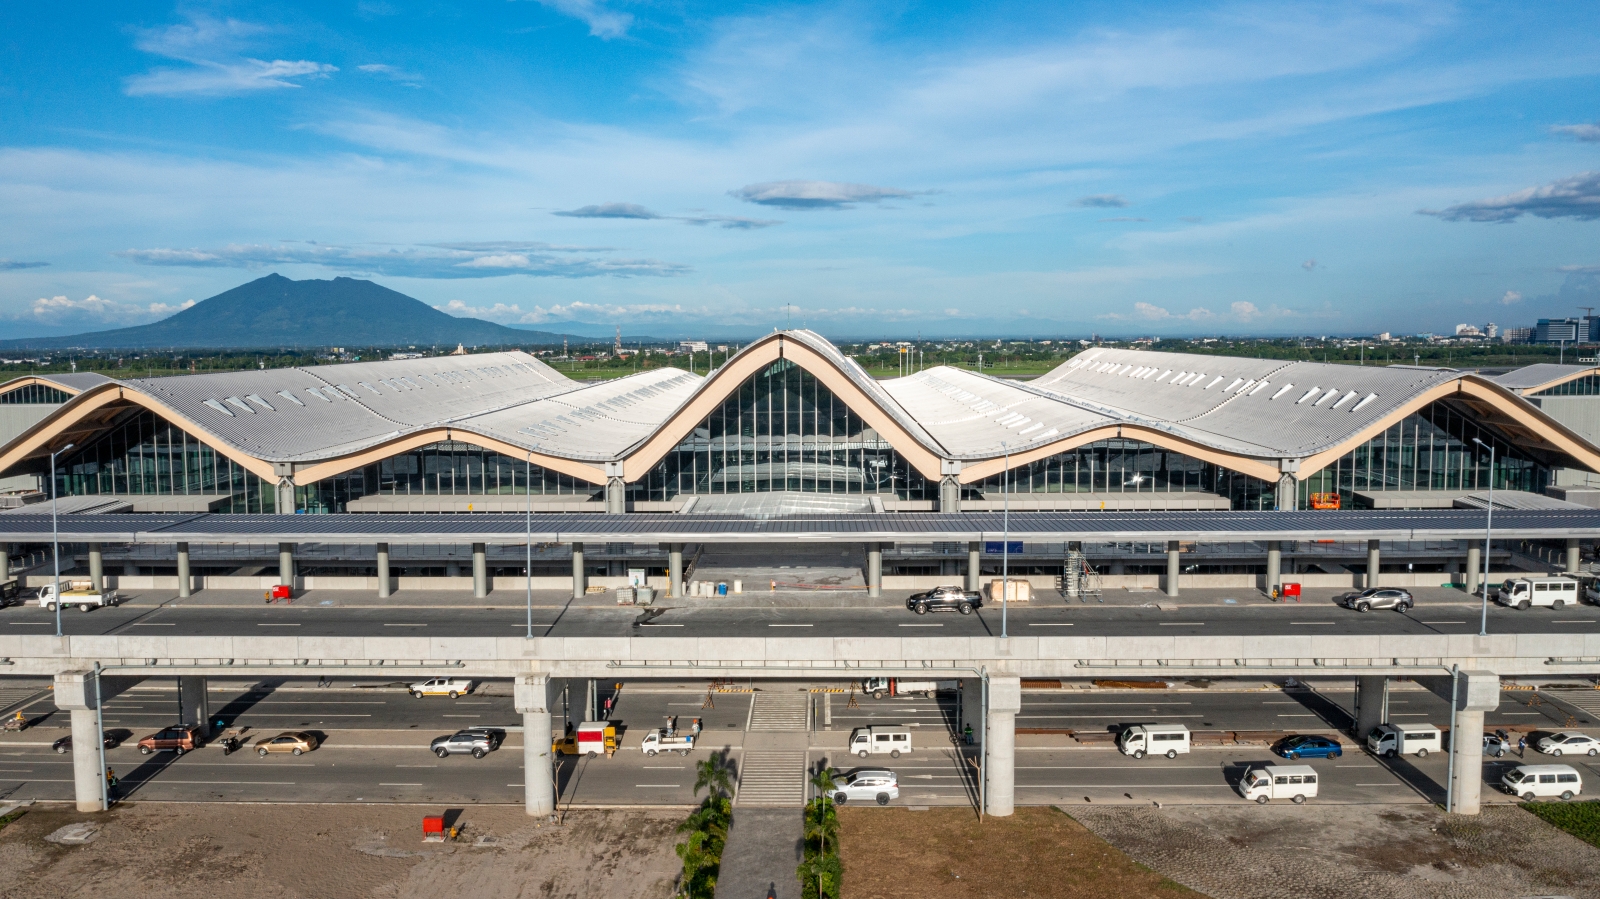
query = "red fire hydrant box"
(1281, 582, 1302, 598)
(422, 816, 444, 835)
(270, 585, 291, 600)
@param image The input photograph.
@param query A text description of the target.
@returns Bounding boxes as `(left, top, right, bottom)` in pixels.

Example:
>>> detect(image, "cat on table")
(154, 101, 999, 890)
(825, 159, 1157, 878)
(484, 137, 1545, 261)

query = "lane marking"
(384, 624, 427, 627)
(396, 765, 437, 768)
(441, 715, 481, 718)
(1422, 620, 1465, 624)
(380, 782, 423, 786)
(635, 784, 680, 788)
(1028, 623, 1075, 627)
(129, 623, 175, 627)
(643, 766, 685, 769)
(768, 624, 813, 628)
(1158, 622, 1205, 626)
(1276, 714, 1320, 717)
(1016, 783, 1226, 789)
(899, 624, 942, 628)
(124, 780, 297, 786)
(639, 624, 684, 627)
(256, 623, 301, 627)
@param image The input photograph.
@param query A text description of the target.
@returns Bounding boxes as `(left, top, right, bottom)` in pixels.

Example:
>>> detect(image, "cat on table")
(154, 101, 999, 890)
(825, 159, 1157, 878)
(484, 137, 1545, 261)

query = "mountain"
(0, 275, 579, 349)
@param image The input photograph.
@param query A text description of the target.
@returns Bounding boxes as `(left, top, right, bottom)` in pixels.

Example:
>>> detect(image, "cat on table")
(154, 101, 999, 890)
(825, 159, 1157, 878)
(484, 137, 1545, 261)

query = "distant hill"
(0, 275, 579, 349)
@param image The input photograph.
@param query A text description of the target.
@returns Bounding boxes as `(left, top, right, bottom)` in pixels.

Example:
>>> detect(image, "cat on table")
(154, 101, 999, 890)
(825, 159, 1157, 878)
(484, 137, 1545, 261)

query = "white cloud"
(1102, 302, 1214, 321)
(1501, 290, 1522, 304)
(1419, 171, 1600, 223)
(124, 14, 336, 97)
(1302, 259, 1317, 271)
(1552, 122, 1600, 142)
(528, 0, 632, 39)
(27, 294, 194, 324)
(357, 63, 422, 87)
(730, 180, 915, 209)
(1074, 194, 1129, 208)
(0, 259, 48, 270)
(554, 202, 662, 219)
(114, 241, 688, 279)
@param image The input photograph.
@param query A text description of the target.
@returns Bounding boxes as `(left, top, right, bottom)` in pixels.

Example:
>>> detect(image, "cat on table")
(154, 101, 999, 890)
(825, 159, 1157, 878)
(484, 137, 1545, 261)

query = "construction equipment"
(1310, 492, 1341, 510)
(1063, 550, 1102, 602)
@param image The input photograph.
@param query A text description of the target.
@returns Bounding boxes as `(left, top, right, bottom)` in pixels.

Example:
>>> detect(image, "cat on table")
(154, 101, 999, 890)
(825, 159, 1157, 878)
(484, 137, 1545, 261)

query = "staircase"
(748, 691, 810, 732)
(735, 751, 809, 807)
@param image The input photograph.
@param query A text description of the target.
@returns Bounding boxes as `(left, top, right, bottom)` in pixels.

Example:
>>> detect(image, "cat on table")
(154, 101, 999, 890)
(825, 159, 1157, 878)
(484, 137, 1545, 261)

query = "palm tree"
(678, 804, 729, 854)
(804, 802, 839, 857)
(694, 752, 735, 801)
(676, 830, 716, 898)
(809, 765, 838, 813)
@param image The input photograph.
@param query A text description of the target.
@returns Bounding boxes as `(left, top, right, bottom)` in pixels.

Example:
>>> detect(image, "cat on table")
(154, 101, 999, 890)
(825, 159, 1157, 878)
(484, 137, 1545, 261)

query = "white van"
(1366, 723, 1441, 758)
(849, 726, 912, 759)
(1497, 576, 1579, 610)
(1118, 724, 1191, 759)
(1238, 764, 1320, 804)
(1501, 764, 1583, 801)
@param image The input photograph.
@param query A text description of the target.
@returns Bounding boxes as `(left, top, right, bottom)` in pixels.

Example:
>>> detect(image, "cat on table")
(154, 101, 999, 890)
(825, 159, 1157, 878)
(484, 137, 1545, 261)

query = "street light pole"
(1472, 438, 1494, 637)
(1001, 440, 1009, 640)
(49, 442, 74, 638)
(526, 452, 534, 639)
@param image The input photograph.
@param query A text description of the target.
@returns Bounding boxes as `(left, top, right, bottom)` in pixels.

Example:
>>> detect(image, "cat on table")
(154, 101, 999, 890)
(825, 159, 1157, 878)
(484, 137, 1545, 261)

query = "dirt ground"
(0, 803, 684, 899)
(1072, 803, 1600, 899)
(837, 806, 1199, 899)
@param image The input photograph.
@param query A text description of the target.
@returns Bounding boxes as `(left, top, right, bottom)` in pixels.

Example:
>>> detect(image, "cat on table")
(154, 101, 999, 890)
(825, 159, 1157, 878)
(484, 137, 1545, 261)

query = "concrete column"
(515, 675, 555, 816)
(1566, 537, 1582, 574)
(1465, 545, 1481, 594)
(1352, 676, 1388, 738)
(571, 542, 586, 599)
(1, 543, 9, 583)
(586, 678, 598, 721)
(376, 543, 391, 598)
(867, 543, 883, 598)
(1450, 709, 1486, 814)
(274, 478, 295, 514)
(605, 478, 626, 514)
(71, 707, 105, 811)
(1265, 540, 1281, 594)
(472, 542, 488, 598)
(175, 542, 191, 598)
(984, 675, 1020, 817)
(1366, 539, 1381, 589)
(88, 543, 104, 592)
(178, 676, 210, 739)
(668, 543, 684, 597)
(1165, 540, 1180, 597)
(967, 541, 981, 592)
(939, 476, 961, 513)
(278, 542, 295, 588)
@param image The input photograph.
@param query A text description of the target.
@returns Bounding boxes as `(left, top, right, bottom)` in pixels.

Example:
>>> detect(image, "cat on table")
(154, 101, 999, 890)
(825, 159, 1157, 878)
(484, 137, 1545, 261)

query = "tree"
(694, 752, 736, 801)
(675, 830, 717, 898)
(809, 766, 838, 813)
(804, 802, 839, 857)
(797, 852, 843, 899)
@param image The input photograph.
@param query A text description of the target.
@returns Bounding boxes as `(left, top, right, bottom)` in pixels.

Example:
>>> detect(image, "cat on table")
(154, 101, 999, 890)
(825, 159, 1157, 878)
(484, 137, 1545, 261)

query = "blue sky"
(2, 1, 1599, 339)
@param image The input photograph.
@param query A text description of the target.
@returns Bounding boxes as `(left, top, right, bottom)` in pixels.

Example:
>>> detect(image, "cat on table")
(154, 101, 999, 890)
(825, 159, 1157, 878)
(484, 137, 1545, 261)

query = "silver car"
(431, 730, 495, 759)
(829, 768, 900, 806)
(1537, 731, 1599, 758)
(1339, 587, 1414, 612)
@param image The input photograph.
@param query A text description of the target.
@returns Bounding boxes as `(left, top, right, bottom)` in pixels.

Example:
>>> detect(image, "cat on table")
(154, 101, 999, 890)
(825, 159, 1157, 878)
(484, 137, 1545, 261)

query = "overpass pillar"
(1265, 540, 1282, 595)
(605, 462, 627, 514)
(54, 671, 141, 812)
(985, 675, 1020, 817)
(472, 543, 488, 598)
(1165, 541, 1181, 597)
(178, 676, 210, 739)
(278, 543, 295, 588)
(867, 544, 883, 598)
(176, 542, 192, 598)
(1352, 676, 1388, 738)
(967, 541, 981, 592)
(1465, 545, 1480, 594)
(88, 543, 104, 592)
(1366, 539, 1381, 589)
(1566, 538, 1582, 574)
(2, 542, 10, 583)
(571, 543, 586, 599)
(666, 543, 684, 597)
(1416, 670, 1499, 815)
(376, 543, 391, 598)
(516, 674, 555, 816)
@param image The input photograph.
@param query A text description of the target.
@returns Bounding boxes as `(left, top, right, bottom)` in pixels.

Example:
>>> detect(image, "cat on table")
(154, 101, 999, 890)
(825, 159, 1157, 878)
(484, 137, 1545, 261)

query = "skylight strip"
(1249, 381, 1269, 395)
(1269, 384, 1294, 400)
(246, 394, 275, 411)
(1236, 379, 1256, 393)
(1156, 370, 1173, 382)
(202, 398, 234, 417)
(1313, 390, 1337, 406)
(1224, 378, 1244, 392)
(276, 390, 305, 407)
(1351, 393, 1379, 412)
(305, 388, 331, 403)
(1203, 376, 1222, 389)
(1332, 390, 1359, 408)
(1296, 387, 1321, 404)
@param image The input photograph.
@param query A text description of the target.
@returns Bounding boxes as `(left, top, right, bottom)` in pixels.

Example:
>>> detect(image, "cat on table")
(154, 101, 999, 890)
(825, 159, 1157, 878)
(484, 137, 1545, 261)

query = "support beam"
(1366, 539, 1381, 589)
(1465, 545, 1480, 594)
(515, 674, 555, 816)
(176, 542, 191, 598)
(586, 678, 598, 721)
(88, 543, 103, 592)
(274, 478, 295, 515)
(376, 543, 391, 598)
(1352, 676, 1387, 739)
(472, 542, 488, 598)
(1450, 709, 1486, 814)
(1265, 540, 1281, 595)
(1, 543, 9, 583)
(867, 543, 883, 598)
(939, 475, 961, 513)
(71, 708, 104, 812)
(605, 462, 627, 514)
(967, 541, 981, 592)
(278, 542, 295, 589)
(985, 675, 1020, 817)
(571, 542, 586, 600)
(1165, 540, 1180, 597)
(667, 543, 684, 597)
(178, 676, 210, 739)
(1566, 537, 1582, 574)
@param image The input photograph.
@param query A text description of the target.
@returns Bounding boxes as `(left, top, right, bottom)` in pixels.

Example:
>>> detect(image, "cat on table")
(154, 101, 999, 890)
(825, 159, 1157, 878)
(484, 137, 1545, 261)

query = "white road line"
(1017, 783, 1226, 789)
(1158, 622, 1205, 626)
(1024, 702, 1192, 706)
(442, 715, 481, 718)
(129, 623, 175, 627)
(768, 624, 813, 627)
(384, 624, 427, 627)
(1277, 714, 1319, 717)
(1017, 715, 1206, 719)
(396, 765, 437, 768)
(635, 784, 681, 788)
(643, 766, 685, 769)
(899, 624, 942, 628)
(1296, 622, 1335, 625)
(233, 713, 373, 717)
(380, 783, 424, 786)
(256, 623, 300, 627)
(1027, 623, 1075, 627)
(125, 780, 298, 785)
(8, 622, 51, 625)
(1018, 765, 1217, 770)
(1422, 621, 1465, 624)
(640, 624, 684, 627)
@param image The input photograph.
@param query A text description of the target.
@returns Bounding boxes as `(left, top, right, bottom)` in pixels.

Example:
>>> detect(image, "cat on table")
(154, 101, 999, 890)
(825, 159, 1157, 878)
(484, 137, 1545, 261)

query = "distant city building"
(1486, 323, 1499, 339)
(1455, 324, 1483, 337)
(1503, 327, 1534, 344)
(1374, 332, 1391, 341)
(679, 340, 708, 353)
(1536, 318, 1580, 344)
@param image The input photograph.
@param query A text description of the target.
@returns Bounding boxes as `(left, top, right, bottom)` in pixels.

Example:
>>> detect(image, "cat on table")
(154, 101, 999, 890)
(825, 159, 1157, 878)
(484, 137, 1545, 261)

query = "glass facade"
(1531, 374, 1600, 396)
(631, 359, 935, 501)
(54, 409, 274, 513)
(1298, 400, 1546, 504)
(0, 383, 71, 404)
(970, 438, 1278, 510)
(298, 440, 596, 513)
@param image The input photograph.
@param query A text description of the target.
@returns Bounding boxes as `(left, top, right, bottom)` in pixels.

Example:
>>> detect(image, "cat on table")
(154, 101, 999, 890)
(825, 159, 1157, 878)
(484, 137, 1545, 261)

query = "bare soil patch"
(1073, 803, 1600, 899)
(0, 803, 682, 899)
(837, 806, 1200, 899)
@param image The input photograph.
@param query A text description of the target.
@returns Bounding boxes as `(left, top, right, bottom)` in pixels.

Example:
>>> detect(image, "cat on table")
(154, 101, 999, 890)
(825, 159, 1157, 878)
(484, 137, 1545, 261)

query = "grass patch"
(1520, 801, 1600, 850)
(0, 809, 26, 832)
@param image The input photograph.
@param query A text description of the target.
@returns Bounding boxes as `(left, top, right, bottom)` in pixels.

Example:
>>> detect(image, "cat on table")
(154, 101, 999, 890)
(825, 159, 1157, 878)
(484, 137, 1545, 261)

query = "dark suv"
(907, 585, 983, 615)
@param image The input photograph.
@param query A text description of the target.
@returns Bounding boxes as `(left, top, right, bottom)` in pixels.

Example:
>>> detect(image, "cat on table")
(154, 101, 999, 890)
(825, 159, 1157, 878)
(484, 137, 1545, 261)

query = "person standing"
(1518, 735, 1526, 758)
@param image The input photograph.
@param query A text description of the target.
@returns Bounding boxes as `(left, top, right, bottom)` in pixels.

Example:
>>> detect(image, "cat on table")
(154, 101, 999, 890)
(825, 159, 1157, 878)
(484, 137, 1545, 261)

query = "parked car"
(52, 733, 118, 753)
(906, 585, 983, 615)
(254, 731, 318, 756)
(1484, 731, 1511, 758)
(1502, 764, 1583, 801)
(1537, 731, 1599, 758)
(409, 677, 474, 698)
(431, 730, 495, 759)
(829, 768, 900, 805)
(1338, 587, 1414, 612)
(137, 724, 201, 755)
(1272, 734, 1343, 760)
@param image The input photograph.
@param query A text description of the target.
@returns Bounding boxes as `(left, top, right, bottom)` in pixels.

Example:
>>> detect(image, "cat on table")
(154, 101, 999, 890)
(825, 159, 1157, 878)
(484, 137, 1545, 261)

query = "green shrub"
(1521, 801, 1600, 850)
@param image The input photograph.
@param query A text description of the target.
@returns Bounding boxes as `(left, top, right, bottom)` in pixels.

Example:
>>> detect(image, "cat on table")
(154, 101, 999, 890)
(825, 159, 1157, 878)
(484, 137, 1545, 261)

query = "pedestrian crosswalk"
(748, 691, 809, 732)
(1545, 689, 1600, 723)
(735, 751, 808, 807)
(0, 684, 47, 716)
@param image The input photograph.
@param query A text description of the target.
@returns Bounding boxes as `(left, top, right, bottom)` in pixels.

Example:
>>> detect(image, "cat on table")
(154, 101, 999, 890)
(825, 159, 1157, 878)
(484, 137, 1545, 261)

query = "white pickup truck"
(640, 730, 695, 757)
(409, 677, 474, 698)
(37, 582, 120, 612)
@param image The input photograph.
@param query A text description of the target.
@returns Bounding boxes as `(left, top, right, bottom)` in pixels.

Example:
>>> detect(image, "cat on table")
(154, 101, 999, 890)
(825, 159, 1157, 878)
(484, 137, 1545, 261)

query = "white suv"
(829, 768, 900, 806)
(1537, 732, 1599, 758)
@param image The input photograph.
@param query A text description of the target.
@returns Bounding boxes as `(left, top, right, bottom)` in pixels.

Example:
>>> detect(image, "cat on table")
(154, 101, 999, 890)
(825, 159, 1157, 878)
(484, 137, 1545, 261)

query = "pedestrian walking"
(105, 767, 119, 802)
(1518, 735, 1527, 758)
